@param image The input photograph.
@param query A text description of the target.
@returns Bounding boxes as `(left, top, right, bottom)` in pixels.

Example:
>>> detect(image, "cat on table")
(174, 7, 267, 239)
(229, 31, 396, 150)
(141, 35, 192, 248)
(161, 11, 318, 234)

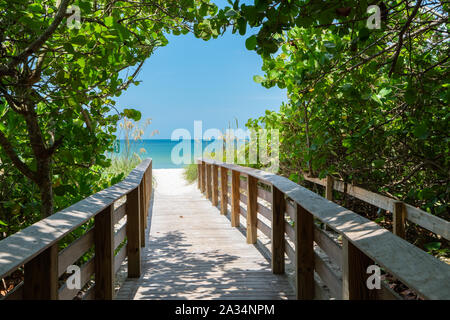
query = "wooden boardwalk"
(116, 169, 295, 300)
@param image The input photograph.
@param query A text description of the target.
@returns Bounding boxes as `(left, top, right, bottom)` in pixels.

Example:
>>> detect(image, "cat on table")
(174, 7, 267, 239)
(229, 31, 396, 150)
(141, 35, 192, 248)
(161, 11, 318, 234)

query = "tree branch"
(0, 129, 37, 183)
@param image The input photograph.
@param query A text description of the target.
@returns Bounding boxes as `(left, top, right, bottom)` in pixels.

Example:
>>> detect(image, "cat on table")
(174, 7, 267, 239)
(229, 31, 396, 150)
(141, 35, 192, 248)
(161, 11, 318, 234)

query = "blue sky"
(114, 4, 287, 139)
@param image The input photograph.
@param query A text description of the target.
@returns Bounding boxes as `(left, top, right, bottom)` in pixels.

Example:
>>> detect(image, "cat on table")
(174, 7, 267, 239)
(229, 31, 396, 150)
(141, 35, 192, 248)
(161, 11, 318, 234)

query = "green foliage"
(0, 0, 215, 222)
(239, 2, 448, 218)
(183, 163, 198, 184)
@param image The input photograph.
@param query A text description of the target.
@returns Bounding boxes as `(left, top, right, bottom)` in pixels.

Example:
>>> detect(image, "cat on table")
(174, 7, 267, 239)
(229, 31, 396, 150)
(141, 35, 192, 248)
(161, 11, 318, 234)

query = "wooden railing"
(198, 159, 450, 300)
(302, 175, 450, 241)
(0, 159, 152, 300)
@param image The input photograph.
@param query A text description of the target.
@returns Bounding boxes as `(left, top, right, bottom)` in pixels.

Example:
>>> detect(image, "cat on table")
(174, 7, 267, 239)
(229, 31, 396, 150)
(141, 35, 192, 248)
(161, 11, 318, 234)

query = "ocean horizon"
(111, 139, 246, 169)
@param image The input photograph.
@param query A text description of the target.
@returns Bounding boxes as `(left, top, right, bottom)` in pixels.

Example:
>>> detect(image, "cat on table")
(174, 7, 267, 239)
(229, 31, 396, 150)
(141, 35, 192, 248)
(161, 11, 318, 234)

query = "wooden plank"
(240, 179, 248, 191)
(380, 282, 402, 300)
(285, 221, 295, 242)
(285, 199, 295, 221)
(393, 201, 406, 238)
(313, 226, 342, 267)
(212, 165, 219, 206)
(199, 158, 450, 300)
(220, 167, 228, 215)
(82, 285, 95, 300)
(58, 258, 94, 300)
(240, 193, 247, 205)
(197, 161, 202, 190)
(405, 204, 450, 240)
(58, 227, 94, 277)
(240, 205, 247, 218)
(127, 186, 141, 278)
(114, 223, 127, 250)
(231, 170, 240, 227)
(257, 203, 272, 221)
(342, 238, 377, 300)
(114, 244, 128, 274)
(0, 160, 151, 280)
(206, 164, 212, 200)
(113, 203, 126, 225)
(285, 240, 295, 263)
(246, 176, 258, 244)
(94, 204, 114, 300)
(314, 280, 331, 300)
(257, 218, 271, 238)
(295, 204, 315, 299)
(315, 252, 342, 299)
(23, 244, 58, 299)
(2, 281, 23, 300)
(271, 186, 285, 274)
(200, 162, 206, 193)
(139, 180, 145, 247)
(257, 186, 272, 203)
(306, 174, 450, 240)
(325, 176, 333, 201)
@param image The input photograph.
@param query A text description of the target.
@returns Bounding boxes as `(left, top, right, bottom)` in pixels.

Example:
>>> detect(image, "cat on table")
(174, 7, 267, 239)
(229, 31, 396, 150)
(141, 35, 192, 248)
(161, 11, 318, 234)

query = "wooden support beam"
(295, 204, 314, 299)
(206, 164, 212, 200)
(201, 162, 206, 194)
(127, 186, 141, 278)
(342, 238, 378, 300)
(139, 180, 145, 247)
(94, 205, 114, 300)
(246, 175, 258, 244)
(220, 167, 228, 215)
(271, 186, 285, 274)
(23, 244, 58, 300)
(325, 175, 334, 201)
(212, 165, 219, 206)
(231, 170, 240, 227)
(197, 162, 201, 189)
(393, 201, 406, 238)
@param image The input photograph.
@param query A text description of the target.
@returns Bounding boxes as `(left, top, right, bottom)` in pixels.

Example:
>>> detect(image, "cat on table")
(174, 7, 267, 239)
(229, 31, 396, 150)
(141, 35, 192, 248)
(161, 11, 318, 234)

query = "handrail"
(198, 158, 450, 300)
(0, 159, 153, 299)
(301, 174, 450, 240)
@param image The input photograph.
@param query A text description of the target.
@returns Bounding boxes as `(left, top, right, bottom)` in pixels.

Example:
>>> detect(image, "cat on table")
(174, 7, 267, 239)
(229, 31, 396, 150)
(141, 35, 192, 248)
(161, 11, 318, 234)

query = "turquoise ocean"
(114, 139, 216, 169)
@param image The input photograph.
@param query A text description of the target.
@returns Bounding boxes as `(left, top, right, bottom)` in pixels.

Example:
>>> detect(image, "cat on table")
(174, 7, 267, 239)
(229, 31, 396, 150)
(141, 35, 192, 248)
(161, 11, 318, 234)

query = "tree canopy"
(216, 0, 448, 217)
(0, 0, 217, 220)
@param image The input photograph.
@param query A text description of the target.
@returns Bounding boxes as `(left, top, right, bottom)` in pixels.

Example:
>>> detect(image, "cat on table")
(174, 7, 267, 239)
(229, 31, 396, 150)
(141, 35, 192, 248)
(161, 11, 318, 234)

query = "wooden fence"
(198, 158, 450, 300)
(302, 174, 450, 241)
(0, 159, 152, 300)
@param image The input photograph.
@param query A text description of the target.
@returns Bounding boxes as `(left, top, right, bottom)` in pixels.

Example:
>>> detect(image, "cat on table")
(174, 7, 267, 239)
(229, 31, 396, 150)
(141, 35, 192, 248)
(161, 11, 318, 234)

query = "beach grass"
(183, 163, 198, 184)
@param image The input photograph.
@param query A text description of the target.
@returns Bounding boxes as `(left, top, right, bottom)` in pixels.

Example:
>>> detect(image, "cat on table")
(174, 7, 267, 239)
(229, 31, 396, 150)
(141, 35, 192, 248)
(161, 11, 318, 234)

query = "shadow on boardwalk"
(116, 169, 294, 300)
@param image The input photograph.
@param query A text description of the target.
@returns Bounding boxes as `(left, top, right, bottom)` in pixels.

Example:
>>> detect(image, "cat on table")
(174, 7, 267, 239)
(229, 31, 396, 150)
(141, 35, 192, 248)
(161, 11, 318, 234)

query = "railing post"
(143, 171, 148, 227)
(94, 204, 114, 300)
(231, 170, 240, 227)
(295, 204, 314, 299)
(200, 161, 206, 194)
(140, 179, 146, 247)
(212, 164, 219, 206)
(342, 238, 378, 300)
(220, 167, 228, 215)
(23, 244, 58, 299)
(271, 186, 285, 274)
(325, 175, 334, 201)
(197, 161, 202, 189)
(206, 164, 212, 200)
(323, 175, 334, 231)
(127, 186, 141, 278)
(393, 201, 406, 238)
(246, 175, 257, 244)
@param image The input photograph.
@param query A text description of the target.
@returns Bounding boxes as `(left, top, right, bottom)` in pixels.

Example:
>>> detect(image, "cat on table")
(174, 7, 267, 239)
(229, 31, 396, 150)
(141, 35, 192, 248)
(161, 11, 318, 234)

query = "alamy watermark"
(367, 5, 382, 29)
(171, 121, 280, 173)
(66, 265, 81, 290)
(366, 265, 381, 290)
(55, 0, 81, 29)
